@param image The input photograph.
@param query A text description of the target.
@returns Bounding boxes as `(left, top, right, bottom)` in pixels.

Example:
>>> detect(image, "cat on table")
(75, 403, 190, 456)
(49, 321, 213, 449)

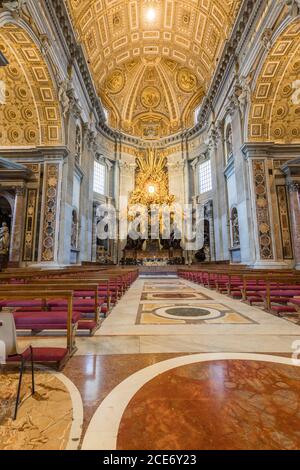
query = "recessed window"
(103, 107, 109, 122)
(199, 160, 212, 194)
(194, 105, 201, 125)
(94, 160, 106, 195)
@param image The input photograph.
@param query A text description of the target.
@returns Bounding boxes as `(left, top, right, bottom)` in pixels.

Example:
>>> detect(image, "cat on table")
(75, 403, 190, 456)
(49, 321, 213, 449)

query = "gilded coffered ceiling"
(249, 20, 300, 144)
(67, 0, 241, 139)
(0, 24, 62, 147)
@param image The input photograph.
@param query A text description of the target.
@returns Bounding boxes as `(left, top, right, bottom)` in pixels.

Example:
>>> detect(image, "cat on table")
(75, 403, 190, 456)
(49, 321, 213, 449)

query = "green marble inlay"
(166, 307, 211, 317)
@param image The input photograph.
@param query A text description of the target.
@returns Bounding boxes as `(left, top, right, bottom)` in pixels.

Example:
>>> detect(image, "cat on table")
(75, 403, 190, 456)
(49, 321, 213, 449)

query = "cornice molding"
(242, 142, 300, 159)
(0, 146, 70, 160)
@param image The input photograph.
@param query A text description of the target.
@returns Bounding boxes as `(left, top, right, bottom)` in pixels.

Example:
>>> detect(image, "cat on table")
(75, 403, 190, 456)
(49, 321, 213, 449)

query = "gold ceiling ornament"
(249, 20, 300, 144)
(66, 0, 241, 139)
(0, 23, 62, 147)
(130, 148, 175, 206)
(177, 68, 197, 93)
(141, 86, 161, 109)
(105, 69, 125, 94)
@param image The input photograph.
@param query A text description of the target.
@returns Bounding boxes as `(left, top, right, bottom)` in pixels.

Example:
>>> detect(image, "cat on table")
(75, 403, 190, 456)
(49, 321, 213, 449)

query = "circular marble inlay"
(166, 307, 210, 317)
(154, 305, 223, 321)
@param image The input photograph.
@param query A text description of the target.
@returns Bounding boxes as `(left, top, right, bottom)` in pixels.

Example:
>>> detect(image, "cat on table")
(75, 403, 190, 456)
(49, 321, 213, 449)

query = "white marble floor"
(18, 277, 300, 356)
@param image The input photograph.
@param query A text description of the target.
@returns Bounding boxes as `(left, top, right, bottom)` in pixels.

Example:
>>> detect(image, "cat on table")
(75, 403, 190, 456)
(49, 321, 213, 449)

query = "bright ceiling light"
(146, 7, 156, 22)
(148, 184, 156, 194)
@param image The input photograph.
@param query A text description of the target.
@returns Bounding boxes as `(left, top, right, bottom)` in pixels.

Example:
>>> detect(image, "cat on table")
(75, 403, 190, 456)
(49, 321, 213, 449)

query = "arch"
(248, 19, 300, 143)
(0, 23, 63, 147)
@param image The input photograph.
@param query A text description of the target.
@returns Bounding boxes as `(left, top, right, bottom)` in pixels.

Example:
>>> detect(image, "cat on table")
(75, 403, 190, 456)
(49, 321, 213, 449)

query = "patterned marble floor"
(10, 276, 300, 450)
(18, 276, 300, 354)
(117, 358, 300, 450)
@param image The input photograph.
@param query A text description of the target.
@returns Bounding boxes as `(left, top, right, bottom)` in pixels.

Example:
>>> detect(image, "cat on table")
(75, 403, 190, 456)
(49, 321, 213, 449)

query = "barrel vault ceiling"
(66, 0, 241, 140)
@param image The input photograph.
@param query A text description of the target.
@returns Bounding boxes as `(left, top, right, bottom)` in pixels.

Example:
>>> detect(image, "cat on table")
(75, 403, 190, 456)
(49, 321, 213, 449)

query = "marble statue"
(0, 222, 10, 255)
(58, 79, 71, 117)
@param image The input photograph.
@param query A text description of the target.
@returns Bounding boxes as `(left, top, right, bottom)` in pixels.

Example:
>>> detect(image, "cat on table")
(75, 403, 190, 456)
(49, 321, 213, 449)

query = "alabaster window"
(94, 160, 106, 195)
(199, 160, 212, 194)
(103, 107, 109, 122)
(194, 105, 201, 125)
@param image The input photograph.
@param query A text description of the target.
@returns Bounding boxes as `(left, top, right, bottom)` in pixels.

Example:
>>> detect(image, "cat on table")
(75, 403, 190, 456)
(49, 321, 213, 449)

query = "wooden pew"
(11, 282, 102, 334)
(0, 289, 77, 355)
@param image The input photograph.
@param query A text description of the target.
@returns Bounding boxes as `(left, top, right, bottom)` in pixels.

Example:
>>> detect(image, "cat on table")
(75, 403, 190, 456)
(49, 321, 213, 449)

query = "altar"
(122, 248, 184, 266)
(142, 259, 169, 267)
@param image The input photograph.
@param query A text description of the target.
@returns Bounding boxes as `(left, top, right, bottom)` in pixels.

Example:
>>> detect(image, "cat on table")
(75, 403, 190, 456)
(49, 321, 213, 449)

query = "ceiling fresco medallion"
(177, 68, 197, 93)
(141, 86, 161, 109)
(105, 69, 125, 94)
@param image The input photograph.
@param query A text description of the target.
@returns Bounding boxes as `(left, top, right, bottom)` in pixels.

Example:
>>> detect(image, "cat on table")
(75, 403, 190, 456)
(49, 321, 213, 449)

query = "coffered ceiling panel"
(67, 0, 241, 139)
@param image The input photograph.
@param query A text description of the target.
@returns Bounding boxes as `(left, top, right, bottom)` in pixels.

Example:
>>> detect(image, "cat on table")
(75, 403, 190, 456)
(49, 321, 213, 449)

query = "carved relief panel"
(41, 163, 60, 262)
(252, 160, 274, 260)
(276, 185, 293, 259)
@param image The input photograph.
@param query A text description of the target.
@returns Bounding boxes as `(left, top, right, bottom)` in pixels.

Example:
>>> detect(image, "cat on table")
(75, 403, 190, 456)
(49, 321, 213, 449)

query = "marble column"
(184, 159, 190, 205)
(113, 161, 120, 264)
(287, 182, 300, 270)
(9, 186, 26, 265)
(114, 160, 120, 207)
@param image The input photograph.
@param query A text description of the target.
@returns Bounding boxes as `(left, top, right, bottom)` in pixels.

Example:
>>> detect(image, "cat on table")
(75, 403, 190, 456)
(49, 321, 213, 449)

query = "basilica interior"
(0, 0, 300, 452)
